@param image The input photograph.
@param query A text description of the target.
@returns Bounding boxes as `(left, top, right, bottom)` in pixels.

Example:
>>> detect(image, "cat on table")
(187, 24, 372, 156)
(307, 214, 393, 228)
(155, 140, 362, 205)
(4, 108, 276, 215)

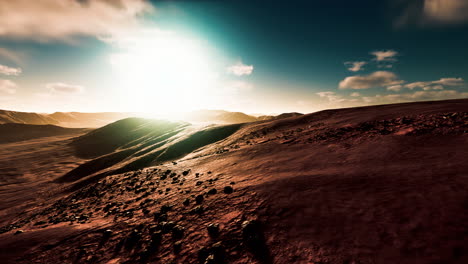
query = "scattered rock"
(173, 240, 182, 253)
(207, 188, 217, 195)
(160, 221, 176, 234)
(190, 205, 205, 215)
(183, 198, 190, 206)
(103, 229, 113, 239)
(172, 225, 185, 240)
(207, 223, 220, 238)
(198, 242, 226, 264)
(223, 186, 233, 194)
(204, 254, 216, 264)
(14, 230, 24, 235)
(154, 212, 168, 222)
(195, 194, 204, 204)
(160, 204, 173, 213)
(149, 231, 162, 249)
(241, 220, 271, 262)
(125, 229, 142, 250)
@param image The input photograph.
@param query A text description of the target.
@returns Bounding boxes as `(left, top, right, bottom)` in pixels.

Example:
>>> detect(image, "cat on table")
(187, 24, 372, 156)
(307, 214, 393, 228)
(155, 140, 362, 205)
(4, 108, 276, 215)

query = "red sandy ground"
(0, 99, 467, 264)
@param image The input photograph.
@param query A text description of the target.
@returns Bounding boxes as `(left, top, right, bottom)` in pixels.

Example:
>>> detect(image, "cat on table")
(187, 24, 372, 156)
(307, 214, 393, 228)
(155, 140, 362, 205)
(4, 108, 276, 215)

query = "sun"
(111, 31, 218, 117)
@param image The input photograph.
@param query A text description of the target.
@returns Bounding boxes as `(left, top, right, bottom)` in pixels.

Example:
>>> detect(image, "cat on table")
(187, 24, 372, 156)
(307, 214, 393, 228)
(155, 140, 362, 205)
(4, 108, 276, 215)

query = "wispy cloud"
(0, 47, 25, 65)
(344, 61, 366, 72)
(0, 64, 22, 76)
(394, 0, 468, 27)
(316, 91, 345, 103)
(0, 79, 17, 94)
(362, 90, 468, 104)
(387, 84, 403, 92)
(423, 0, 468, 24)
(46, 82, 84, 94)
(0, 0, 153, 42)
(227, 61, 254, 76)
(370, 50, 398, 62)
(404, 77, 464, 90)
(339, 71, 403, 89)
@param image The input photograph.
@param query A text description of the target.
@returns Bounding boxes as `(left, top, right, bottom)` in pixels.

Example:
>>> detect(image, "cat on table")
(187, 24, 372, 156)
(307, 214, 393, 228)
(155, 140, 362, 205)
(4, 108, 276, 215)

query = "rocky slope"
(0, 99, 467, 264)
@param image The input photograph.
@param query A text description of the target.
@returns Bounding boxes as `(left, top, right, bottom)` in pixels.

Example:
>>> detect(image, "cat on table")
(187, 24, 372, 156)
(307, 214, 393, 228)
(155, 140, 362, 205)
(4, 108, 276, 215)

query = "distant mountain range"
(0, 110, 134, 128)
(0, 109, 304, 128)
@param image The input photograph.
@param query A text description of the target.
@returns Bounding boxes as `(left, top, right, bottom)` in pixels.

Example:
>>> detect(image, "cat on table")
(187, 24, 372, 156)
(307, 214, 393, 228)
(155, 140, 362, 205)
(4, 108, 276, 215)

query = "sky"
(0, 0, 468, 116)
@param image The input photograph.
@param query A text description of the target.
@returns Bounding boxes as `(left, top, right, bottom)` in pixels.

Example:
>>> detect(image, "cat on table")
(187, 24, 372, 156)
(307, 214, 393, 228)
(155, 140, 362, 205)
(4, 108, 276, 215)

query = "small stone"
(195, 194, 204, 204)
(204, 254, 216, 264)
(190, 205, 205, 214)
(160, 221, 176, 233)
(103, 229, 113, 238)
(172, 225, 185, 239)
(14, 230, 24, 235)
(207, 188, 217, 195)
(173, 241, 182, 253)
(182, 198, 190, 206)
(150, 231, 162, 248)
(223, 186, 233, 194)
(160, 204, 173, 213)
(207, 223, 219, 238)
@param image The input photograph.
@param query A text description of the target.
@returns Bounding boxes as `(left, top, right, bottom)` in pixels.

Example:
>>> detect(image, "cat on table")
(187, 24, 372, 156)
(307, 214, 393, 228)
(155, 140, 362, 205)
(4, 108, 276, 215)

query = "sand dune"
(0, 99, 467, 264)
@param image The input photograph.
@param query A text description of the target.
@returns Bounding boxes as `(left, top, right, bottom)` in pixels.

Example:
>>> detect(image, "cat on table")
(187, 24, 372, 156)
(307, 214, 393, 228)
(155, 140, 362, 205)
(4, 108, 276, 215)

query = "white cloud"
(0, 47, 25, 65)
(227, 61, 254, 76)
(432, 77, 464, 86)
(423, 0, 468, 24)
(339, 71, 403, 89)
(405, 81, 428, 90)
(350, 92, 360, 97)
(387, 84, 403, 92)
(360, 90, 468, 104)
(316, 91, 345, 103)
(404, 77, 464, 90)
(0, 79, 17, 94)
(370, 50, 398, 62)
(0, 64, 22, 76)
(46, 82, 84, 94)
(395, 0, 468, 27)
(0, 0, 153, 42)
(344, 61, 366, 72)
(423, 85, 444, 91)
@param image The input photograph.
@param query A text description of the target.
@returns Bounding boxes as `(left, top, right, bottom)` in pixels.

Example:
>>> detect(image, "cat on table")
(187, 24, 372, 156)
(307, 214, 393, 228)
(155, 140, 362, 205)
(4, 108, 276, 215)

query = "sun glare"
(111, 31, 218, 117)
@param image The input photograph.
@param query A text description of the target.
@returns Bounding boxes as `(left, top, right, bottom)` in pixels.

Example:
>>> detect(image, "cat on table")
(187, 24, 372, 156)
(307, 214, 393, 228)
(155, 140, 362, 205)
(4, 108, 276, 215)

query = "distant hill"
(0, 123, 87, 144)
(0, 109, 59, 125)
(0, 109, 304, 128)
(178, 110, 257, 124)
(257, 112, 303, 121)
(179, 110, 303, 124)
(0, 109, 135, 128)
(47, 112, 136, 128)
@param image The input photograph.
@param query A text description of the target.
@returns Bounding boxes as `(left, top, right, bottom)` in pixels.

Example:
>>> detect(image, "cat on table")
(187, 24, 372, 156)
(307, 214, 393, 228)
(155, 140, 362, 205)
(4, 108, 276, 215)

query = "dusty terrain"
(0, 99, 467, 264)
